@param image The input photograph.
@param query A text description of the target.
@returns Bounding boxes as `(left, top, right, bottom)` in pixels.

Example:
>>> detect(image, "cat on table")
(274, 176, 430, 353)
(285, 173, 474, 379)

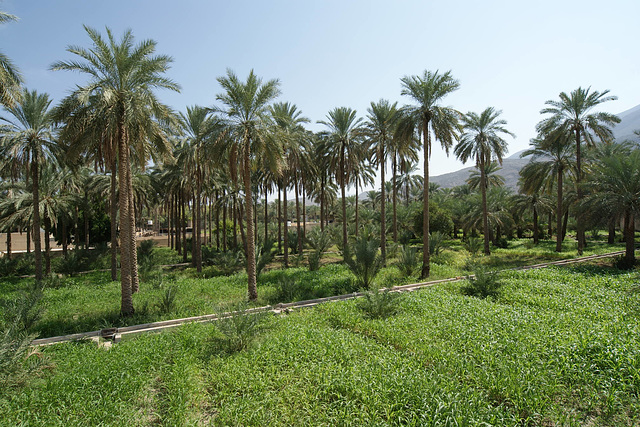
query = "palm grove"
(1, 24, 638, 316)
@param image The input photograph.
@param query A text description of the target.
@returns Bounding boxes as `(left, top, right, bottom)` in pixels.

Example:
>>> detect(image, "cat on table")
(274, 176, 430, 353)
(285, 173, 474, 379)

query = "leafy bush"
(356, 286, 403, 319)
(0, 283, 47, 392)
(461, 268, 503, 299)
(256, 238, 276, 277)
(137, 240, 157, 265)
(156, 286, 178, 314)
(211, 304, 269, 354)
(614, 255, 636, 270)
(464, 237, 483, 257)
(287, 231, 299, 254)
(215, 250, 245, 275)
(493, 237, 509, 249)
(54, 249, 93, 275)
(306, 228, 332, 271)
(429, 231, 448, 256)
(344, 235, 383, 289)
(397, 245, 418, 278)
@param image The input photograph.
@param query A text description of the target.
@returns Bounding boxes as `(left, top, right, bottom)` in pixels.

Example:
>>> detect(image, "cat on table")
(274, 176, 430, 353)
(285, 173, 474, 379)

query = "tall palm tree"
(455, 107, 514, 255)
(399, 70, 460, 278)
(521, 130, 575, 252)
(215, 69, 281, 301)
(52, 26, 179, 315)
(586, 149, 640, 265)
(319, 107, 364, 254)
(537, 87, 620, 254)
(0, 11, 23, 108)
(1, 89, 59, 281)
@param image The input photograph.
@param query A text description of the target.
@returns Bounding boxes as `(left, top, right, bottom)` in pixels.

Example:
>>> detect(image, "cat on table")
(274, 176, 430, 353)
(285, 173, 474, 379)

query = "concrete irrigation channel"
(30, 250, 627, 347)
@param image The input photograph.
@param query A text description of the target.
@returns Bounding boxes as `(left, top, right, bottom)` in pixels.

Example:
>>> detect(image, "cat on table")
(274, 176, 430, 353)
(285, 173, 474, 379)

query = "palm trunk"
(480, 159, 491, 255)
(533, 206, 539, 245)
(355, 184, 359, 237)
(117, 124, 134, 316)
(380, 142, 386, 264)
(295, 176, 302, 254)
(264, 185, 268, 244)
(238, 202, 247, 255)
(215, 191, 220, 250)
(62, 221, 68, 257)
(608, 218, 616, 245)
(277, 186, 282, 252)
(84, 190, 90, 249)
(232, 195, 238, 250)
(575, 128, 584, 254)
(32, 156, 42, 282)
(340, 146, 347, 255)
(128, 158, 139, 294)
(421, 121, 430, 279)
(556, 168, 563, 252)
(6, 231, 11, 260)
(320, 175, 325, 232)
(392, 153, 398, 243)
(182, 189, 187, 263)
(243, 142, 258, 301)
(44, 215, 51, 275)
(110, 164, 118, 280)
(302, 186, 307, 242)
(26, 225, 30, 253)
(283, 177, 289, 268)
(222, 190, 227, 252)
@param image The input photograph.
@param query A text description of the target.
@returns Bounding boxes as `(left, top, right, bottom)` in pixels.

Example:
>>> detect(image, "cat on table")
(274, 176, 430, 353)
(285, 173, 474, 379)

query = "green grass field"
(1, 263, 639, 425)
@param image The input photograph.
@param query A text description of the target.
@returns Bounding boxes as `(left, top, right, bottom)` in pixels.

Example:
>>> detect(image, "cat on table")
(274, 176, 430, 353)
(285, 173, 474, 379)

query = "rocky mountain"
(614, 104, 640, 142)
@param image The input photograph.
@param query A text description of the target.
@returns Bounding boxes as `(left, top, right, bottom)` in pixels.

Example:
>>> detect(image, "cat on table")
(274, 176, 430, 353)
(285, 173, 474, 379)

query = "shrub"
(464, 237, 482, 257)
(356, 286, 403, 319)
(344, 235, 383, 289)
(255, 238, 276, 277)
(397, 245, 418, 278)
(493, 237, 509, 249)
(306, 228, 332, 271)
(0, 283, 47, 392)
(211, 304, 269, 354)
(461, 268, 503, 299)
(156, 286, 177, 314)
(137, 240, 157, 265)
(429, 231, 447, 256)
(614, 255, 637, 270)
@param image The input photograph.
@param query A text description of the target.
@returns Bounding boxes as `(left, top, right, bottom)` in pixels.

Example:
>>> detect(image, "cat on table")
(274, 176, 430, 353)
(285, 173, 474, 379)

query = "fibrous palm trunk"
(380, 142, 386, 264)
(421, 122, 431, 279)
(243, 142, 258, 301)
(340, 146, 347, 255)
(117, 125, 134, 316)
(480, 158, 490, 255)
(295, 176, 302, 254)
(392, 153, 397, 243)
(283, 177, 289, 268)
(556, 167, 563, 252)
(32, 155, 42, 282)
(110, 162, 118, 281)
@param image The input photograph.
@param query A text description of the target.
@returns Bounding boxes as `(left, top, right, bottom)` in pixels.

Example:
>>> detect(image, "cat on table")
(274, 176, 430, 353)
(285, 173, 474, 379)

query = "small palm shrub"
(614, 255, 636, 270)
(464, 236, 483, 257)
(137, 240, 157, 265)
(344, 235, 383, 289)
(287, 231, 299, 255)
(156, 286, 178, 314)
(212, 304, 269, 354)
(397, 245, 418, 278)
(493, 237, 509, 249)
(429, 231, 447, 256)
(461, 268, 503, 299)
(0, 283, 47, 392)
(356, 286, 403, 319)
(255, 238, 276, 277)
(306, 228, 332, 271)
(0, 258, 18, 277)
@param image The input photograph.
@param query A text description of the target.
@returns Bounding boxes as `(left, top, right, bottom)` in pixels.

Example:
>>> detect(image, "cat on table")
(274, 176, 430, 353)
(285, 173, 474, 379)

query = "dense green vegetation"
(1, 265, 638, 425)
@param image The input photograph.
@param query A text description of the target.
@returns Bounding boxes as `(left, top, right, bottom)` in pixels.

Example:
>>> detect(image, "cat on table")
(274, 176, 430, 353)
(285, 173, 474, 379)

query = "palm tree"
(365, 100, 399, 263)
(521, 130, 575, 252)
(399, 70, 460, 277)
(455, 107, 514, 255)
(318, 107, 364, 254)
(538, 87, 620, 254)
(586, 149, 640, 265)
(52, 26, 179, 315)
(215, 69, 281, 301)
(1, 89, 59, 281)
(0, 11, 23, 108)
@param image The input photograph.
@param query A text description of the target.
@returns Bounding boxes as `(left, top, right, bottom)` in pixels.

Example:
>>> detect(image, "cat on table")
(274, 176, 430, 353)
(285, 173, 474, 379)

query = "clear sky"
(2, 0, 639, 187)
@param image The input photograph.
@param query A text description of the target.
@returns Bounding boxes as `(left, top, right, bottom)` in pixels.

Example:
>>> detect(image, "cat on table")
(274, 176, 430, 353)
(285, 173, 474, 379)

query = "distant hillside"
(614, 104, 640, 142)
(432, 103, 640, 191)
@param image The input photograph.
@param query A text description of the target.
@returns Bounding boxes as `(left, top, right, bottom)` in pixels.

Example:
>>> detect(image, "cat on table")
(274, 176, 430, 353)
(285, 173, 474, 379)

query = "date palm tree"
(521, 130, 575, 252)
(52, 26, 179, 315)
(0, 11, 23, 108)
(365, 100, 398, 256)
(215, 69, 281, 301)
(319, 107, 364, 254)
(586, 149, 640, 265)
(1, 89, 59, 281)
(399, 70, 460, 277)
(455, 107, 514, 255)
(538, 87, 620, 254)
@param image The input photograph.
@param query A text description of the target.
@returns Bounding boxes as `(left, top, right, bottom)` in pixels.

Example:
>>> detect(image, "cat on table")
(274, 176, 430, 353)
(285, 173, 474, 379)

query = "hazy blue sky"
(2, 0, 639, 183)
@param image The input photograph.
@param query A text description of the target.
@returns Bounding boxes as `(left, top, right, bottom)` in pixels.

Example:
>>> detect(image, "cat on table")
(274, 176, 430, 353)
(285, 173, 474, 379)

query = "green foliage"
(429, 231, 447, 256)
(306, 227, 332, 271)
(493, 237, 509, 249)
(287, 231, 299, 254)
(396, 244, 418, 278)
(255, 238, 276, 277)
(0, 283, 46, 392)
(0, 253, 35, 277)
(412, 202, 454, 237)
(356, 286, 403, 319)
(464, 236, 483, 257)
(613, 255, 637, 270)
(462, 268, 503, 299)
(344, 235, 383, 289)
(156, 286, 177, 314)
(211, 303, 269, 354)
